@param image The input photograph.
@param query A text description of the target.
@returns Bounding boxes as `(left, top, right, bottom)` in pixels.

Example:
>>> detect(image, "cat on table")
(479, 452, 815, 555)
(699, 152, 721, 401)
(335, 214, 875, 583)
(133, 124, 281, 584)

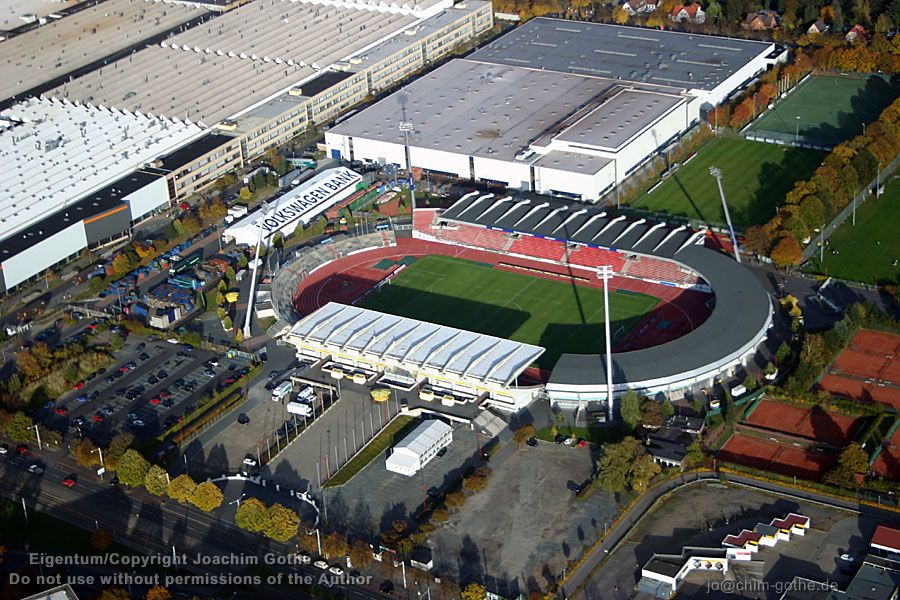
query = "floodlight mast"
(400, 121, 416, 219)
(709, 166, 741, 264)
(598, 265, 615, 423)
(243, 201, 270, 339)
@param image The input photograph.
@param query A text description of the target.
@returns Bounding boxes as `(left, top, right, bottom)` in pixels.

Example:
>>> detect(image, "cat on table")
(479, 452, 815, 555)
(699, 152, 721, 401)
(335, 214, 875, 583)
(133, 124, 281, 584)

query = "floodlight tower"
(243, 201, 270, 339)
(709, 166, 741, 264)
(400, 121, 416, 219)
(598, 265, 615, 423)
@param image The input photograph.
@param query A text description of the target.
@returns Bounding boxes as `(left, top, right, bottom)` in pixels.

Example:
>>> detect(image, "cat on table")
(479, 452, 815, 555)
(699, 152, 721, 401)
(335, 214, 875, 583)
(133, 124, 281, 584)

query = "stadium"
(276, 194, 773, 419)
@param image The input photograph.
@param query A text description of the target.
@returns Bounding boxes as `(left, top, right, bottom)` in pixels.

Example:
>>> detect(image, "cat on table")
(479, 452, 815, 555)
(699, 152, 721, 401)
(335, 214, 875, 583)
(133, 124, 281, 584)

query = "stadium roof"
(50, 0, 422, 123)
(329, 59, 686, 165)
(0, 96, 203, 241)
(1, 0, 205, 102)
(440, 193, 772, 388)
(288, 302, 545, 386)
(469, 18, 773, 93)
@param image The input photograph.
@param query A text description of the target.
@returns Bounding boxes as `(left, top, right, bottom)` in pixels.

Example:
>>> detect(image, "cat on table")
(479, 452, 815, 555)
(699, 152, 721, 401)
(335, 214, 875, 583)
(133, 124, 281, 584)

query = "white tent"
(386, 419, 452, 477)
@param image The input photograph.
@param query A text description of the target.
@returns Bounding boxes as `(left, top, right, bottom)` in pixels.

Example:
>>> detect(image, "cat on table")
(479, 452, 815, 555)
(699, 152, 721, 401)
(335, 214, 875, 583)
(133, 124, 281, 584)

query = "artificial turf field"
(634, 137, 825, 228)
(360, 255, 659, 369)
(746, 74, 900, 146)
(806, 177, 900, 285)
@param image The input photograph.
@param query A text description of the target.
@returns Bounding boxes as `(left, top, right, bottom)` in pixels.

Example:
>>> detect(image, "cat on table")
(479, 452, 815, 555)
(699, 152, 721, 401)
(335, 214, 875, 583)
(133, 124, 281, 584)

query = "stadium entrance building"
(223, 167, 363, 247)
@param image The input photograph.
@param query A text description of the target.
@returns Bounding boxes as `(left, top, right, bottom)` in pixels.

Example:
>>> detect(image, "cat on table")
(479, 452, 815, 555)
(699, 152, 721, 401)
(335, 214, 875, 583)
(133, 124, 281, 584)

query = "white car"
(313, 560, 329, 570)
(840, 553, 855, 562)
(242, 455, 258, 467)
(131, 419, 145, 428)
(294, 552, 312, 564)
(27, 464, 44, 475)
(0, 444, 8, 455)
(328, 565, 344, 576)
(563, 437, 574, 446)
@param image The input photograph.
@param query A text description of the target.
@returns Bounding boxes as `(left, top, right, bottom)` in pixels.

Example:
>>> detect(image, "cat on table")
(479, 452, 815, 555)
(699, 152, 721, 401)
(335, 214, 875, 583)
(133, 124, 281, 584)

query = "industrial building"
(283, 302, 545, 412)
(385, 418, 452, 476)
(325, 18, 782, 202)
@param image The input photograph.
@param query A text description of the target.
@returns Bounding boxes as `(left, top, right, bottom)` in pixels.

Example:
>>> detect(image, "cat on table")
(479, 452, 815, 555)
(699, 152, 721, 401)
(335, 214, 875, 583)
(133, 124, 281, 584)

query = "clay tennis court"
(852, 329, 900, 356)
(719, 433, 836, 480)
(818, 329, 900, 410)
(744, 399, 861, 445)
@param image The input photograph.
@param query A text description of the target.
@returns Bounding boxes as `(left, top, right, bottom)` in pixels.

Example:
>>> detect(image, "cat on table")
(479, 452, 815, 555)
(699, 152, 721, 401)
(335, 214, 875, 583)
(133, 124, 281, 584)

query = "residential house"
(742, 9, 780, 30)
(670, 3, 705, 23)
(623, 0, 658, 15)
(645, 427, 693, 469)
(846, 24, 866, 41)
(807, 20, 830, 34)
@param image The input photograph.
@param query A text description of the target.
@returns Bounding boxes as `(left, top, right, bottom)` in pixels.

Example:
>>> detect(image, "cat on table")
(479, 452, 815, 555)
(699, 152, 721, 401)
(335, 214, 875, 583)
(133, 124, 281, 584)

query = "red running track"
(293, 237, 712, 352)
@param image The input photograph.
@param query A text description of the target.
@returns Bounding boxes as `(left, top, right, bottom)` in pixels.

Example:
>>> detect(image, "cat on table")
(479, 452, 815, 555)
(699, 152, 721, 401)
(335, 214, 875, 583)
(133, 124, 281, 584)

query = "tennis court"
(719, 433, 836, 480)
(747, 73, 900, 147)
(743, 399, 861, 446)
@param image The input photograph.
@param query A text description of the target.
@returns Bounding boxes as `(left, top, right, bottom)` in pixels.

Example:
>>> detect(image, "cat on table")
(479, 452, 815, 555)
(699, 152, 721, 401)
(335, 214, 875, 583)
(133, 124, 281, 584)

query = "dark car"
(139, 352, 150, 361)
(526, 437, 538, 447)
(554, 434, 567, 444)
(158, 370, 168, 379)
(237, 413, 250, 425)
(380, 581, 394, 595)
(264, 381, 277, 391)
(436, 446, 448, 458)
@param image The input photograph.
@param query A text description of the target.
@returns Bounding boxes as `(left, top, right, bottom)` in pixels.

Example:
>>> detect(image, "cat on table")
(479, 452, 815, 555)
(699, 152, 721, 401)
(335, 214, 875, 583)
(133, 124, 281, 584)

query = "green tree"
(764, 361, 777, 376)
(619, 390, 641, 431)
(685, 441, 704, 468)
(630, 453, 661, 492)
(660, 398, 675, 422)
(444, 491, 466, 510)
(144, 465, 169, 496)
(235, 498, 270, 533)
(743, 373, 757, 391)
(225, 266, 236, 285)
(222, 315, 233, 330)
(640, 398, 662, 429)
(322, 531, 349, 559)
(775, 341, 792, 365)
(239, 186, 252, 202)
(106, 432, 135, 471)
(461, 583, 486, 600)
(265, 503, 301, 542)
(5, 412, 34, 443)
(116, 450, 150, 487)
(349, 539, 374, 570)
(431, 508, 450, 523)
(512, 423, 537, 445)
(838, 443, 869, 473)
(167, 474, 197, 503)
(190, 481, 224, 512)
(597, 437, 641, 493)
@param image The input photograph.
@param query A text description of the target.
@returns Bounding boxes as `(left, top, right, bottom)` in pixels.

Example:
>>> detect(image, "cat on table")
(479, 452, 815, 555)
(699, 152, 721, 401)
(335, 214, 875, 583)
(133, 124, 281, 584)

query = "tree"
(144, 465, 169, 496)
(640, 398, 662, 429)
(612, 5, 629, 23)
(349, 539, 374, 570)
(190, 481, 224, 512)
(770, 236, 803, 267)
(444, 491, 466, 510)
(461, 583, 487, 600)
(684, 441, 704, 468)
(222, 315, 233, 330)
(225, 266, 236, 285)
(73, 438, 101, 468)
(776, 341, 792, 365)
(90, 528, 112, 552)
(5, 412, 33, 443)
(145, 586, 173, 600)
(597, 437, 643, 493)
(115, 450, 150, 487)
(512, 423, 537, 445)
(660, 398, 675, 422)
(167, 474, 197, 503)
(743, 373, 757, 391)
(239, 186, 252, 202)
(322, 531, 349, 559)
(235, 498, 270, 533)
(431, 508, 450, 523)
(98, 589, 131, 600)
(619, 390, 641, 431)
(105, 432, 135, 471)
(265, 503, 301, 542)
(744, 225, 773, 256)
(463, 466, 492, 492)
(630, 453, 661, 492)
(838, 443, 869, 473)
(799, 195, 826, 231)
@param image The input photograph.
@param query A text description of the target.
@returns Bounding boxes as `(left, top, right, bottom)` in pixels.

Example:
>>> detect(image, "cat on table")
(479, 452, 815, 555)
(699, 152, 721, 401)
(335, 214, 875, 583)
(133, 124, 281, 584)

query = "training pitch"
(808, 177, 900, 285)
(360, 255, 659, 368)
(635, 137, 824, 228)
(747, 73, 900, 146)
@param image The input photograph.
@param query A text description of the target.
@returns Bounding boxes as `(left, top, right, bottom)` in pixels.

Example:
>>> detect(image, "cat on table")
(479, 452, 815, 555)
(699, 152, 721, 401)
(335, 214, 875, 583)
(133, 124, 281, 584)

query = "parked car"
(526, 437, 538, 447)
(242, 455, 258, 467)
(16, 444, 28, 455)
(313, 560, 329, 570)
(380, 581, 394, 595)
(238, 413, 250, 425)
(436, 447, 448, 458)
(27, 464, 44, 476)
(73, 381, 85, 390)
(294, 552, 312, 565)
(54, 406, 68, 416)
(328, 565, 344, 576)
(0, 443, 8, 455)
(62, 477, 77, 487)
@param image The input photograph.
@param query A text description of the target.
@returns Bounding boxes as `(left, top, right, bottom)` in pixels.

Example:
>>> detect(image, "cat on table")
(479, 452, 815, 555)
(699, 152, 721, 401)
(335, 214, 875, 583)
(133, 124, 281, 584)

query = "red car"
(119, 366, 130, 373)
(159, 390, 173, 399)
(15, 444, 28, 455)
(62, 477, 76, 488)
(73, 381, 85, 390)
(92, 413, 104, 423)
(54, 406, 68, 416)
(178, 201, 191, 211)
(149, 397, 161, 405)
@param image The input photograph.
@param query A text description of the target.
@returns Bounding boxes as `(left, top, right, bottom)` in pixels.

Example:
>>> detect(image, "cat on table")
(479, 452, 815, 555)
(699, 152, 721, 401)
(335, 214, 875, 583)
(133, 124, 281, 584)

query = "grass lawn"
(747, 74, 900, 146)
(324, 415, 415, 487)
(0, 497, 119, 555)
(805, 177, 900, 285)
(633, 137, 825, 228)
(535, 425, 624, 446)
(360, 255, 658, 369)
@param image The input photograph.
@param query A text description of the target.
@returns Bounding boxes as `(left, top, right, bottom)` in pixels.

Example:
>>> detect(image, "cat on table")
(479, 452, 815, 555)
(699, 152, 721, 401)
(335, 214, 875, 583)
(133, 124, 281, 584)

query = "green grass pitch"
(360, 255, 659, 369)
(747, 74, 900, 146)
(806, 177, 900, 285)
(634, 137, 825, 228)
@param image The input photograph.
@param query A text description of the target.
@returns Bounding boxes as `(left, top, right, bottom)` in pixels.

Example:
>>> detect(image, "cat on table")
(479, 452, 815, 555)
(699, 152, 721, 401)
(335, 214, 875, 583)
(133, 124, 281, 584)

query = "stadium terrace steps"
(624, 256, 700, 286)
(568, 245, 627, 272)
(508, 236, 567, 262)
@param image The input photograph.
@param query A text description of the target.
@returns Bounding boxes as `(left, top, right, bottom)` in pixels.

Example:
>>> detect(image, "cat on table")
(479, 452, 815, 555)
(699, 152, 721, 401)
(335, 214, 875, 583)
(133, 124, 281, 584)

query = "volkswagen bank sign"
(224, 167, 362, 246)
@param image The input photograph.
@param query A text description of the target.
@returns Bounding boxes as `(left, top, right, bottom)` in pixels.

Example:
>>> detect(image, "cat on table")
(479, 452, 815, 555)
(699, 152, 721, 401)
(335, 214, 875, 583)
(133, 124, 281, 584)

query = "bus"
(272, 381, 293, 402)
(169, 253, 201, 276)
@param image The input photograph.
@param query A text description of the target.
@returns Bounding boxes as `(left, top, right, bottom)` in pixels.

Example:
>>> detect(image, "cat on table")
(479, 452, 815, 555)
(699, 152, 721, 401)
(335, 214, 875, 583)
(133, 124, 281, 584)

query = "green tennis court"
(360, 255, 659, 368)
(747, 74, 900, 147)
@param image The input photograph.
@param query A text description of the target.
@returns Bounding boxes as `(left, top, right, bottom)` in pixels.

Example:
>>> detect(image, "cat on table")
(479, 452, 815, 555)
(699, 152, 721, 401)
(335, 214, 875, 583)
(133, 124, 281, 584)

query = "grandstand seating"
(439, 224, 509, 251)
(625, 256, 699, 286)
(509, 236, 566, 262)
(568, 246, 627, 271)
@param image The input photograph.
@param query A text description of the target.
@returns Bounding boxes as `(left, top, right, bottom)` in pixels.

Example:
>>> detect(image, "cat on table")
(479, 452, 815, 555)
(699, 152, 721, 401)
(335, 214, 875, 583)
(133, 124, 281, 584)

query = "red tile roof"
(723, 530, 762, 547)
(872, 525, 900, 552)
(771, 513, 810, 530)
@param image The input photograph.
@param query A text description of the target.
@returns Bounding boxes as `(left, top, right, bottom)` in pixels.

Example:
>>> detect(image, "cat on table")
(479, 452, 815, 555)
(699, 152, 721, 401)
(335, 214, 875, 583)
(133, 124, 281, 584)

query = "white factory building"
(325, 18, 784, 202)
(386, 418, 453, 477)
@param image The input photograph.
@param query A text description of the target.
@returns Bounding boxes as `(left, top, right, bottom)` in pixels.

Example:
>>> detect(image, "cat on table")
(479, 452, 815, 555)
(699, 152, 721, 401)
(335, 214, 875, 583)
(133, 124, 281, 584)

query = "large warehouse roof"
(0, 96, 203, 240)
(288, 302, 545, 386)
(50, 0, 420, 123)
(328, 59, 685, 168)
(469, 18, 773, 93)
(440, 194, 772, 388)
(2, 0, 206, 102)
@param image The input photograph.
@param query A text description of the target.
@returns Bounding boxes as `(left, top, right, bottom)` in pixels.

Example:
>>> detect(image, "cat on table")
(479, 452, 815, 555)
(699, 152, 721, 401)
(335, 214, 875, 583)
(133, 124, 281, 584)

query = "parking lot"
(584, 482, 874, 600)
(44, 335, 251, 446)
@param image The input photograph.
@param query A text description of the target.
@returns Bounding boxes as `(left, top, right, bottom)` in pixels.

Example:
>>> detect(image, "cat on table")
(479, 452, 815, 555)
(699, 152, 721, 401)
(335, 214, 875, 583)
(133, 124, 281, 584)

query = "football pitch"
(360, 255, 659, 369)
(634, 137, 824, 228)
(747, 74, 900, 147)
(807, 177, 900, 285)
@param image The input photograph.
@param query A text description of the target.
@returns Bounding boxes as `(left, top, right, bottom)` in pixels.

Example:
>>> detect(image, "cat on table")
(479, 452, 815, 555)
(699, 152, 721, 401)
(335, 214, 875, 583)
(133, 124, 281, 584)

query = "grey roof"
(755, 523, 779, 536)
(469, 18, 773, 92)
(839, 559, 900, 600)
(328, 58, 685, 166)
(440, 193, 771, 387)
